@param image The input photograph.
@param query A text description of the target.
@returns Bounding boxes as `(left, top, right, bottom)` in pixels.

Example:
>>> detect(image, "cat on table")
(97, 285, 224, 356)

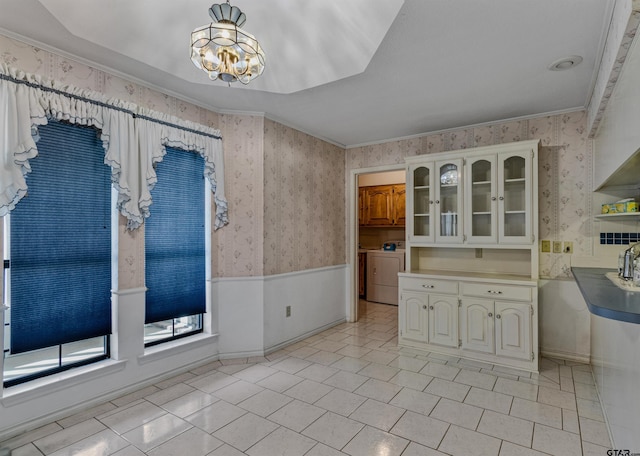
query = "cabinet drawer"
(400, 277, 458, 294)
(461, 282, 532, 302)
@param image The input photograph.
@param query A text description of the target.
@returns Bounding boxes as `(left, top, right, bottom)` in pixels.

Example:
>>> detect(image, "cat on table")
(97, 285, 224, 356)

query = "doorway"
(349, 165, 406, 322)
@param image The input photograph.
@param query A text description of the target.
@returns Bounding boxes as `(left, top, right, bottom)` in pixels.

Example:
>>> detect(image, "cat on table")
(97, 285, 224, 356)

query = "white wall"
(538, 279, 591, 362)
(591, 314, 640, 451)
(263, 266, 347, 351)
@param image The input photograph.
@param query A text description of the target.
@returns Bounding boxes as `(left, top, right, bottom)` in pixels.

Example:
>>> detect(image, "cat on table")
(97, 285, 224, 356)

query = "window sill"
(138, 333, 219, 365)
(2, 359, 127, 407)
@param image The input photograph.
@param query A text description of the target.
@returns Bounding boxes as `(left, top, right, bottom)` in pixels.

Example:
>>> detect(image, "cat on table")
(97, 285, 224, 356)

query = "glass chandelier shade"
(190, 2, 265, 85)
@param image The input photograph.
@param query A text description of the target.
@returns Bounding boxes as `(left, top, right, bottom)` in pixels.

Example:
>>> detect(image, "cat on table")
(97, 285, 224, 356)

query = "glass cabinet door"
(498, 151, 532, 243)
(409, 163, 434, 242)
(435, 159, 463, 243)
(465, 155, 497, 243)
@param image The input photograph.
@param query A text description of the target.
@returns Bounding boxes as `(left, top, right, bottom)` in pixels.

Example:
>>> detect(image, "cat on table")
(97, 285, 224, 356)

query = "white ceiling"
(0, 0, 614, 147)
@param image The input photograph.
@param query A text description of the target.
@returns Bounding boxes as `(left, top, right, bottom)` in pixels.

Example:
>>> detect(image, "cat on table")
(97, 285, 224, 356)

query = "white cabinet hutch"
(400, 140, 539, 372)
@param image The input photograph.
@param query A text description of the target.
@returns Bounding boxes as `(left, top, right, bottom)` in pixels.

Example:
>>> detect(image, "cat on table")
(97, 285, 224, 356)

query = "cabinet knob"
(491, 196, 497, 201)
(488, 312, 493, 317)
(422, 305, 427, 309)
(499, 196, 504, 201)
(496, 314, 501, 319)
(435, 200, 440, 204)
(430, 200, 434, 205)
(429, 305, 434, 310)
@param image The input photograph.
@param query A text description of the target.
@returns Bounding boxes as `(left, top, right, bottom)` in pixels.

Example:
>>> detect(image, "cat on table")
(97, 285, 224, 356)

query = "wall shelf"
(595, 213, 640, 221)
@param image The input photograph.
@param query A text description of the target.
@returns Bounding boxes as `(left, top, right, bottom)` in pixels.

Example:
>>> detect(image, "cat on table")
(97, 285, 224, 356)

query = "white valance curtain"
(0, 64, 228, 230)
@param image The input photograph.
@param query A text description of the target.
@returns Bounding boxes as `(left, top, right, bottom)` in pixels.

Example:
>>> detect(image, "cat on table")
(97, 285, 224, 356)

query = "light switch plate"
(553, 241, 562, 253)
(286, 306, 291, 317)
(541, 240, 550, 253)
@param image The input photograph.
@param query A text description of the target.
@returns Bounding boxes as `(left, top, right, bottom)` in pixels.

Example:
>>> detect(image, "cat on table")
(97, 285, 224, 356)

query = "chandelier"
(190, 1, 265, 84)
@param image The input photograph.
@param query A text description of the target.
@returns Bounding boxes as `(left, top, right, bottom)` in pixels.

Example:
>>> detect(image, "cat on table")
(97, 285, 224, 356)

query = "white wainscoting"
(263, 265, 348, 352)
(538, 279, 591, 363)
(212, 265, 349, 357)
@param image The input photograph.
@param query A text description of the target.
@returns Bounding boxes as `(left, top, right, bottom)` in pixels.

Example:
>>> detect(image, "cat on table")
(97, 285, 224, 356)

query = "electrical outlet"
(475, 248, 483, 258)
(564, 242, 573, 254)
(286, 306, 291, 317)
(541, 240, 550, 253)
(553, 241, 562, 253)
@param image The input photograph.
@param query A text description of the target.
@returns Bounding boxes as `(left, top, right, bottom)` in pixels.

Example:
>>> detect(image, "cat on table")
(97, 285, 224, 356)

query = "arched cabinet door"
(399, 291, 428, 343)
(495, 302, 532, 361)
(498, 151, 533, 244)
(460, 298, 495, 354)
(408, 163, 435, 243)
(428, 294, 459, 348)
(435, 159, 464, 244)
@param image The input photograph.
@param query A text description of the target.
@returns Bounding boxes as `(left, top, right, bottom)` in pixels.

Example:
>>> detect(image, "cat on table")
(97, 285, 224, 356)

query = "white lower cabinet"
(399, 291, 428, 343)
(428, 294, 459, 348)
(399, 273, 538, 372)
(494, 301, 532, 361)
(460, 299, 495, 354)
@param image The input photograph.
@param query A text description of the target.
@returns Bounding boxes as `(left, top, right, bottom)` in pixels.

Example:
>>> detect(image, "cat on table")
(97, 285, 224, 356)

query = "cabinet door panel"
(461, 299, 495, 354)
(465, 155, 497, 244)
(400, 292, 428, 343)
(498, 151, 532, 244)
(435, 159, 464, 244)
(495, 302, 531, 360)
(365, 185, 394, 226)
(428, 294, 459, 347)
(408, 163, 435, 242)
(393, 185, 406, 226)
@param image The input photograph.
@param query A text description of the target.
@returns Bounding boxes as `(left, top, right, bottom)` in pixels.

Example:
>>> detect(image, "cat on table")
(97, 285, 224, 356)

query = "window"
(144, 147, 206, 346)
(3, 120, 111, 387)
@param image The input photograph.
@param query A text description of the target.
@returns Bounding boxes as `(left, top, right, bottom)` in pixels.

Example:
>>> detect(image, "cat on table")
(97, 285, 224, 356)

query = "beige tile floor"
(0, 301, 611, 456)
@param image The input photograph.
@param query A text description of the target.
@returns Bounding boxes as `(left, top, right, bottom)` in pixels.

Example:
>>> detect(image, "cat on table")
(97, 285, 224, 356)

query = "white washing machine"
(366, 248, 405, 305)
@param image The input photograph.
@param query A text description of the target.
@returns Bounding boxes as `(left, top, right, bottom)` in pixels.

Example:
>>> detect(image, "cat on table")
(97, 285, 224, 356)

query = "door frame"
(348, 163, 406, 322)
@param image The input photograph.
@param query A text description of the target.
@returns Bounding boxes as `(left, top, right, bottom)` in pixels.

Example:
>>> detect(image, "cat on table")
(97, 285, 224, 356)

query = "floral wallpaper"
(0, 31, 595, 282)
(0, 33, 347, 281)
(347, 111, 593, 280)
(263, 120, 346, 275)
(213, 114, 265, 278)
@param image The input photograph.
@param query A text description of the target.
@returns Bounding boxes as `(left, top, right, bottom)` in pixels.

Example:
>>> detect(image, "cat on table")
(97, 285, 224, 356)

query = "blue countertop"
(572, 267, 640, 324)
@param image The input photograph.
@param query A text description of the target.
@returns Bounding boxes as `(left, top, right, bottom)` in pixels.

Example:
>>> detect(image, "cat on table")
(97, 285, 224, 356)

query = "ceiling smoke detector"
(548, 55, 583, 71)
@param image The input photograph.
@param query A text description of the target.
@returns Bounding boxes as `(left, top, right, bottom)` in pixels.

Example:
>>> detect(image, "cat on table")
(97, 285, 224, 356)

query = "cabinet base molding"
(398, 339, 539, 373)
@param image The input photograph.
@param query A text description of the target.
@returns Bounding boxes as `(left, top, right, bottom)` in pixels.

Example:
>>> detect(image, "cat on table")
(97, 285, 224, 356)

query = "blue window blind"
(145, 148, 205, 324)
(10, 120, 112, 354)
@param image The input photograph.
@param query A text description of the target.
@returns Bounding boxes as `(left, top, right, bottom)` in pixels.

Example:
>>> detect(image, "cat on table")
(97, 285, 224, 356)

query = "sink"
(605, 272, 640, 292)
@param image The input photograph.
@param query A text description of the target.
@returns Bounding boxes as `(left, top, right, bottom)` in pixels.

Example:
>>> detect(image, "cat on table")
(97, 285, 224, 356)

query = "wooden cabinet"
(360, 184, 405, 226)
(399, 274, 538, 372)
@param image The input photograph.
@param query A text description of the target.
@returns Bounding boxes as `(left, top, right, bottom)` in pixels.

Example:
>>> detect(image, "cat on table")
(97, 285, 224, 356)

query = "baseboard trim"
(265, 318, 347, 355)
(540, 349, 590, 364)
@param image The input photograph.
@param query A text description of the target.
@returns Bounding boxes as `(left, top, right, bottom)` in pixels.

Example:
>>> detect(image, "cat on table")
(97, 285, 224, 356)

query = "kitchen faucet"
(621, 241, 640, 280)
